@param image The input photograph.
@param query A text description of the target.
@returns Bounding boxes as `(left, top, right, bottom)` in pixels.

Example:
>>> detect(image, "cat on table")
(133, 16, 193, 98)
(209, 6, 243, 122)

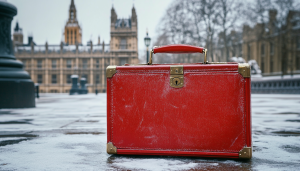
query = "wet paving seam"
(60, 119, 80, 128)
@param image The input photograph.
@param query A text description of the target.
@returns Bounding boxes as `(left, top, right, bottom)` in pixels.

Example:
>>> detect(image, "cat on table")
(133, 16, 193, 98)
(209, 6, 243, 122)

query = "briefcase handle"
(148, 44, 207, 65)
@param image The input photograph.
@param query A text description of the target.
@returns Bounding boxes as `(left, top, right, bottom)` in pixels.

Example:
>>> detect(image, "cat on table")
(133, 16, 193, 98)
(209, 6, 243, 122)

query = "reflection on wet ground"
(0, 133, 38, 147)
(0, 94, 299, 170)
(0, 119, 33, 124)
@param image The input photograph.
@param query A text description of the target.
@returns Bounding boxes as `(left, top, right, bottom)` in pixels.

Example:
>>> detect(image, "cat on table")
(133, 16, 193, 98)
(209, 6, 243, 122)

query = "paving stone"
(0, 93, 300, 170)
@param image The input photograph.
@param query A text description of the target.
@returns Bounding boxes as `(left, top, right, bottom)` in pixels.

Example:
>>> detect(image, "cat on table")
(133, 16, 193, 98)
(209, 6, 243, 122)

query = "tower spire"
(64, 0, 81, 45)
(69, 0, 77, 22)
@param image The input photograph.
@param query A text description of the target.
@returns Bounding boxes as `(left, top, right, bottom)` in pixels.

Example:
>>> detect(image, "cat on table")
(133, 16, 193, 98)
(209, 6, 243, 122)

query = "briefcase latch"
(170, 65, 184, 88)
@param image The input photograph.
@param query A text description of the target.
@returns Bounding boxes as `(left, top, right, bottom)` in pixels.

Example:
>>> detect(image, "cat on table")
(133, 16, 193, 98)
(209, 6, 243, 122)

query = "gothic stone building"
(242, 10, 300, 76)
(14, 0, 139, 93)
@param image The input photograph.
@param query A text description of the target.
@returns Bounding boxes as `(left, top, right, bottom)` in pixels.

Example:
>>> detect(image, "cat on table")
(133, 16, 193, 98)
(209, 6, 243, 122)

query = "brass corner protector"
(239, 147, 252, 159)
(238, 63, 251, 78)
(106, 66, 117, 78)
(107, 142, 117, 154)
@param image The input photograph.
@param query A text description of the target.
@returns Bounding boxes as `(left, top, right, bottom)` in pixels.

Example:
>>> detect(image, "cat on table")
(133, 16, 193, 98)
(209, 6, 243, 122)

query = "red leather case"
(106, 45, 252, 159)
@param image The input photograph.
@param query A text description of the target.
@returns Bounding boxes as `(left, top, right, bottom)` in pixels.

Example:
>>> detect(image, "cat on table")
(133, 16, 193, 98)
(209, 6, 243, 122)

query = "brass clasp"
(170, 65, 184, 88)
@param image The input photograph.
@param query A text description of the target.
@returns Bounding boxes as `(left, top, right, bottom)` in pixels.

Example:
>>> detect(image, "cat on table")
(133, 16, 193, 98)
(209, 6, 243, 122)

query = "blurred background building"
(243, 10, 300, 76)
(10, 0, 300, 93)
(13, 0, 138, 93)
(153, 0, 300, 77)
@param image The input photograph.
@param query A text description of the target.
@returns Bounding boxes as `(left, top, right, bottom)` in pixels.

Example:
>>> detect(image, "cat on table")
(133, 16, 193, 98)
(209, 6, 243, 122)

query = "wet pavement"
(0, 94, 300, 170)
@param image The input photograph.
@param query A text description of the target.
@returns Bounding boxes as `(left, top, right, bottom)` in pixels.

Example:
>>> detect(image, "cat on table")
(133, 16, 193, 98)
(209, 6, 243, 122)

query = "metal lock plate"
(170, 65, 184, 88)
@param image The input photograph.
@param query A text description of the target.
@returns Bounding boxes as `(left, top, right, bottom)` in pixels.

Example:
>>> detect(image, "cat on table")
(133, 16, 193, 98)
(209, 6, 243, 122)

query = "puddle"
(0, 138, 29, 146)
(0, 111, 18, 115)
(274, 112, 300, 115)
(0, 134, 38, 138)
(0, 119, 33, 124)
(280, 145, 300, 153)
(285, 120, 300, 122)
(64, 132, 104, 135)
(0, 134, 38, 146)
(272, 131, 300, 136)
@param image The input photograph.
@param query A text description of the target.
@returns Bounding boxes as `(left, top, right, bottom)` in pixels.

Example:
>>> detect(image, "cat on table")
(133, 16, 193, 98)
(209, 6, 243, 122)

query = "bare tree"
(154, 0, 245, 63)
(187, 0, 219, 61)
(216, 0, 243, 61)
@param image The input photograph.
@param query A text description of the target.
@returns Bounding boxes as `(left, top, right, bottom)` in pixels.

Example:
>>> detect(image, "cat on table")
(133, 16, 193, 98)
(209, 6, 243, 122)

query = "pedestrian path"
(0, 94, 299, 170)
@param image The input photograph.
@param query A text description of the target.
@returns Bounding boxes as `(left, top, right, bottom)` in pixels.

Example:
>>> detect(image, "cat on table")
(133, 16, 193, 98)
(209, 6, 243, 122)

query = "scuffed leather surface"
(107, 64, 248, 154)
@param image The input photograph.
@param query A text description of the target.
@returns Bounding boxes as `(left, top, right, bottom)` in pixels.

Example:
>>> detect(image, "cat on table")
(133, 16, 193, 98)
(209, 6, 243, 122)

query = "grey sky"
(8, 0, 173, 51)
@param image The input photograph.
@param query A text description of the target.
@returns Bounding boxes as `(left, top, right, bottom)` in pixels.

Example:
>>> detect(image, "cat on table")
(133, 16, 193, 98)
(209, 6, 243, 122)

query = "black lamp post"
(144, 31, 151, 63)
(0, 1, 35, 108)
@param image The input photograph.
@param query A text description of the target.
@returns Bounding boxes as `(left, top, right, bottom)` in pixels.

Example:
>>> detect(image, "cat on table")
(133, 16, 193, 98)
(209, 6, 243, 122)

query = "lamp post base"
(0, 78, 35, 108)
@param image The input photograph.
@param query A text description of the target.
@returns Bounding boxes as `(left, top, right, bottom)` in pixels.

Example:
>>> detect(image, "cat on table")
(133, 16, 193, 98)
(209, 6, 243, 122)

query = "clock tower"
(64, 0, 82, 45)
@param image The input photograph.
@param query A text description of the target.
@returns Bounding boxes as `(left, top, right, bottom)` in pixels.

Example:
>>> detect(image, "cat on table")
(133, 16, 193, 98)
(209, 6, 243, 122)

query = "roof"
(115, 19, 131, 28)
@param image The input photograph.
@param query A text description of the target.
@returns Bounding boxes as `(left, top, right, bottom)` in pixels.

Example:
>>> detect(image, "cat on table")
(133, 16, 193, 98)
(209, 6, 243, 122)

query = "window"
(67, 30, 69, 44)
(67, 59, 72, 68)
(297, 37, 300, 49)
(52, 74, 57, 84)
(247, 44, 251, 61)
(261, 63, 264, 73)
(261, 44, 265, 56)
(95, 74, 100, 84)
(270, 43, 274, 55)
(105, 58, 110, 66)
(120, 39, 127, 49)
(37, 74, 43, 84)
(120, 58, 127, 65)
(37, 60, 42, 68)
(71, 12, 74, 20)
(66, 74, 72, 84)
(297, 55, 300, 70)
(270, 58, 274, 73)
(52, 59, 56, 68)
(82, 59, 88, 69)
(50, 89, 58, 93)
(96, 59, 99, 68)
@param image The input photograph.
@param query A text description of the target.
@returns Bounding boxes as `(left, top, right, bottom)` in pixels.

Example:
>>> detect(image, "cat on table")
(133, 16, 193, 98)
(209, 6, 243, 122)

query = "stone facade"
(14, 0, 139, 93)
(242, 10, 300, 76)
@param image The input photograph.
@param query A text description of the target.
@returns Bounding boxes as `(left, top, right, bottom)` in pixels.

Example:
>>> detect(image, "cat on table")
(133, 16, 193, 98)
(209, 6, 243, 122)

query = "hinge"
(239, 147, 252, 159)
(106, 66, 117, 78)
(107, 142, 117, 154)
(238, 63, 250, 78)
(170, 65, 184, 88)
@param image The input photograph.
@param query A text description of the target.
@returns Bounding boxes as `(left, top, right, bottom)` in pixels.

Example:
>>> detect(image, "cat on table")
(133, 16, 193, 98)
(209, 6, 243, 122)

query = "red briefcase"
(106, 44, 252, 159)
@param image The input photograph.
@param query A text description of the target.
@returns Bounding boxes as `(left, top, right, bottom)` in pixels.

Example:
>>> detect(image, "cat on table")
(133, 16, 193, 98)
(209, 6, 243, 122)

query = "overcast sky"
(8, 0, 173, 52)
